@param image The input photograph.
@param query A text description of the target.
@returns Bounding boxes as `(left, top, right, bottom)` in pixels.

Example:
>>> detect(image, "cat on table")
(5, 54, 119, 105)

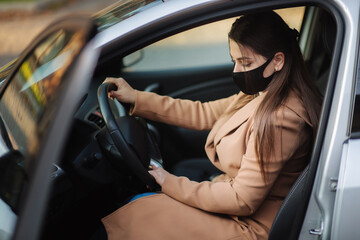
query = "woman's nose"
(233, 63, 242, 73)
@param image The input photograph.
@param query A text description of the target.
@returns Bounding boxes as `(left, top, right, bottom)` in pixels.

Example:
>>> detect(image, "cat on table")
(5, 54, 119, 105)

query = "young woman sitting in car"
(101, 10, 322, 240)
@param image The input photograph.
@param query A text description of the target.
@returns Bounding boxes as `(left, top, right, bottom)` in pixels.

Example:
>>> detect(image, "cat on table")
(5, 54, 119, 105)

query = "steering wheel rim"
(97, 82, 159, 189)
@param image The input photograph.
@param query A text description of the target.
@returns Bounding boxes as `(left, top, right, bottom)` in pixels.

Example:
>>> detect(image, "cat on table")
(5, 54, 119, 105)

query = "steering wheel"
(97, 82, 160, 190)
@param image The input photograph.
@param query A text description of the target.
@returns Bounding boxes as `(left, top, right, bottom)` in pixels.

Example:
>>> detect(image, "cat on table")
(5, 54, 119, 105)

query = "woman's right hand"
(104, 77, 136, 104)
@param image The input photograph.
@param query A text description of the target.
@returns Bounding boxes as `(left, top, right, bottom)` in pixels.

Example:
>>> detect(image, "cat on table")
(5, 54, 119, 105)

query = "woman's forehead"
(229, 40, 263, 60)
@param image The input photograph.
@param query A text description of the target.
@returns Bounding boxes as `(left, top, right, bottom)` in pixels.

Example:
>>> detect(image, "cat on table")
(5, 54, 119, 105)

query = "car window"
(352, 64, 360, 134)
(0, 28, 86, 240)
(0, 29, 84, 159)
(123, 7, 305, 72)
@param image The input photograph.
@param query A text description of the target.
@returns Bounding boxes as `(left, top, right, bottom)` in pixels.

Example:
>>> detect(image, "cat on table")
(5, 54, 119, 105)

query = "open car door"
(0, 16, 99, 240)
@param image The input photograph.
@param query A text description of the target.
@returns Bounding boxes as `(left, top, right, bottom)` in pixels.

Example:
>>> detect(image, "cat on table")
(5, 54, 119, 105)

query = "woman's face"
(229, 38, 275, 77)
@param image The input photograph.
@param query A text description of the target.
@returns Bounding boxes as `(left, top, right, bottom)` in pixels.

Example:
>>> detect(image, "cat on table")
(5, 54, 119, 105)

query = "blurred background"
(0, 0, 119, 66)
(0, 1, 304, 69)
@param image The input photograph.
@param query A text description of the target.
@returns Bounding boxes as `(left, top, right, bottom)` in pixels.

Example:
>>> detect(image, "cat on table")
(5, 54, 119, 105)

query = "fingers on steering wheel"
(108, 91, 114, 100)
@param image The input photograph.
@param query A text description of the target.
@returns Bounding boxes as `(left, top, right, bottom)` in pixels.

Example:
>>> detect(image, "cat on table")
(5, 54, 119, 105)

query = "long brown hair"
(228, 11, 322, 181)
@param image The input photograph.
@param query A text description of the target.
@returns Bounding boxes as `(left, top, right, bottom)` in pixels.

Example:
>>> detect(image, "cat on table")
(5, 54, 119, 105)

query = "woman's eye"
(242, 63, 251, 67)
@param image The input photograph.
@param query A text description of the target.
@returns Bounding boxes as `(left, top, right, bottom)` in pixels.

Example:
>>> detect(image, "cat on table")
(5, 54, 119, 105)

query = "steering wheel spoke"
(97, 83, 161, 190)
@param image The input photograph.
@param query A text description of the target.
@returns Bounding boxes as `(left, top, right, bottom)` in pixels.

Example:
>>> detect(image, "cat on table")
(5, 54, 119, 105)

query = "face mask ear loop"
(262, 55, 275, 77)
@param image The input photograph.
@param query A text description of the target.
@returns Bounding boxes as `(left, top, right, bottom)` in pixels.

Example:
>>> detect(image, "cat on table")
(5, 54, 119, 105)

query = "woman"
(101, 11, 322, 240)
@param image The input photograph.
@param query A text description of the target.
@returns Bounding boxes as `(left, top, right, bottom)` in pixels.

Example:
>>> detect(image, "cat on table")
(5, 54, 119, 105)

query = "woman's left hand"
(149, 165, 171, 186)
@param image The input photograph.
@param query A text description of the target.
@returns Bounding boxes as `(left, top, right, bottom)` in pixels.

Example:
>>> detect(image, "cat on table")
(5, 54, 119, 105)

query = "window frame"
(350, 44, 360, 138)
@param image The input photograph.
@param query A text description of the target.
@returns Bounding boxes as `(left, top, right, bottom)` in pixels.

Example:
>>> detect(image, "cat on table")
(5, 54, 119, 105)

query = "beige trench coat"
(102, 90, 313, 240)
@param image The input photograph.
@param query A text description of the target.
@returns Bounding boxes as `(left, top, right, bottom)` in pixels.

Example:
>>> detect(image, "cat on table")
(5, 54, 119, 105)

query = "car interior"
(38, 5, 337, 240)
(0, 3, 338, 240)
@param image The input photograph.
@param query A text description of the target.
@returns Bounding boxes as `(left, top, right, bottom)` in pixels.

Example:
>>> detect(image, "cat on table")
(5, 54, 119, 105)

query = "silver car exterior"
(0, 0, 359, 239)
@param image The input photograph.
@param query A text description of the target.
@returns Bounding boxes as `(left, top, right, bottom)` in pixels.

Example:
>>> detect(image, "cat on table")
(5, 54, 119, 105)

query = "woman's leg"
(102, 193, 266, 240)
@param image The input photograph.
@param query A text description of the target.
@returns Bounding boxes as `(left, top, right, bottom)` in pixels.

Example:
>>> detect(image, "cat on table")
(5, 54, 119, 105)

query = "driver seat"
(268, 165, 310, 239)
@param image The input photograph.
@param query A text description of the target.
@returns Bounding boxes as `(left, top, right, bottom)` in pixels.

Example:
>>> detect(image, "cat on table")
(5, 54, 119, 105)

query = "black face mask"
(232, 56, 274, 95)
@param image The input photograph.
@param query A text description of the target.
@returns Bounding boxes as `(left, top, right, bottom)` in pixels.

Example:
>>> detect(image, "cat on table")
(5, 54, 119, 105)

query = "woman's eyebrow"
(236, 57, 252, 60)
(230, 55, 252, 61)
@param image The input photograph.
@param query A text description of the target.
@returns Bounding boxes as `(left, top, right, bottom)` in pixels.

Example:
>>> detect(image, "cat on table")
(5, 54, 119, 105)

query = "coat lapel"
(205, 94, 265, 164)
(213, 94, 265, 146)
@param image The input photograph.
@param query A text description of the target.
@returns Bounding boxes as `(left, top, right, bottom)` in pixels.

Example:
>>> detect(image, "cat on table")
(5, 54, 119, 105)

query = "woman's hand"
(149, 165, 171, 186)
(104, 77, 136, 104)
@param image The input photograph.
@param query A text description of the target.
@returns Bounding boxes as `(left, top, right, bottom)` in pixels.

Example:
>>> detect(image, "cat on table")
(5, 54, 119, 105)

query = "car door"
(0, 16, 99, 240)
(330, 38, 360, 239)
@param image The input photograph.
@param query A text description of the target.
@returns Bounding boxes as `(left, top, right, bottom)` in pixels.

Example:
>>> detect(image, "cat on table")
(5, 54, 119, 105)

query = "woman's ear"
(273, 52, 285, 71)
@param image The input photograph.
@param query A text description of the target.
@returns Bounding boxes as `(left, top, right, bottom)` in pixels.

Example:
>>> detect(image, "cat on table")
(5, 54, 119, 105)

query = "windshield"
(94, 0, 162, 31)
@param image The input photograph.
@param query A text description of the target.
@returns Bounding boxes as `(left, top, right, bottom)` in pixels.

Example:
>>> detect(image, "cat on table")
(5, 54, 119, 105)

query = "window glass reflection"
(0, 29, 84, 160)
(0, 28, 85, 240)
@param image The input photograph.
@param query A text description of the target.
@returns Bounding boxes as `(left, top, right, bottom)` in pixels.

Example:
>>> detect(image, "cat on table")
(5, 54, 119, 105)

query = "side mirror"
(123, 50, 144, 68)
(0, 150, 27, 214)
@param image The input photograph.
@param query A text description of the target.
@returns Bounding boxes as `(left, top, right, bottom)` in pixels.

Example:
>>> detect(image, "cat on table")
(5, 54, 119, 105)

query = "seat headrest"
(321, 13, 336, 57)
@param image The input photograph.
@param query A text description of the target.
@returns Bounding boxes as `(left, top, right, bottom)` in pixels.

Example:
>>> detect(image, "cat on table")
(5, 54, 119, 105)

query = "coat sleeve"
(161, 106, 310, 216)
(129, 91, 239, 130)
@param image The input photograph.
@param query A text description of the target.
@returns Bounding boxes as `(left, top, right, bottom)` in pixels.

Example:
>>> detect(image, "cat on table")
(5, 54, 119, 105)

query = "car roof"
(93, 0, 220, 50)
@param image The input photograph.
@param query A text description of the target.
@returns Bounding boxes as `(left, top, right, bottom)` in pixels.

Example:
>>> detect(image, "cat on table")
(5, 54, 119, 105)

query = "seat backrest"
(268, 165, 310, 240)
(313, 10, 336, 96)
